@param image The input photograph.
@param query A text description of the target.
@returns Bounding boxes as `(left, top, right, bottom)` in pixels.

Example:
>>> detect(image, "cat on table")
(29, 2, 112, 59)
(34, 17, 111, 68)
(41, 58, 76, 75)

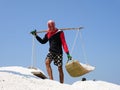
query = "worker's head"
(47, 20, 56, 32)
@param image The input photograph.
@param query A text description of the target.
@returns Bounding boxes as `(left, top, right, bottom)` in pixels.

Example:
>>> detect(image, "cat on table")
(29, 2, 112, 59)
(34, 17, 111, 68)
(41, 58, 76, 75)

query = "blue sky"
(0, 0, 120, 84)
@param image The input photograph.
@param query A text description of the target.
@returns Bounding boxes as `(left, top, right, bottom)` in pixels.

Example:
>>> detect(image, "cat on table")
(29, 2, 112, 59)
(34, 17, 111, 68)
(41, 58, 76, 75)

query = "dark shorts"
(46, 52, 63, 67)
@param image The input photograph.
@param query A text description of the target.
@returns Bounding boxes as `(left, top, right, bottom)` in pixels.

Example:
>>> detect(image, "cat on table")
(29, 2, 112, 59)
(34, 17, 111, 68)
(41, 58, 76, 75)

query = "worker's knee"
(58, 66, 63, 72)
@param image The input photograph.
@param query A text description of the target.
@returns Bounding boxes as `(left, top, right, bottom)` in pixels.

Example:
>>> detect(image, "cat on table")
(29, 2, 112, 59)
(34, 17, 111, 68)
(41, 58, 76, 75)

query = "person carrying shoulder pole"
(31, 20, 72, 83)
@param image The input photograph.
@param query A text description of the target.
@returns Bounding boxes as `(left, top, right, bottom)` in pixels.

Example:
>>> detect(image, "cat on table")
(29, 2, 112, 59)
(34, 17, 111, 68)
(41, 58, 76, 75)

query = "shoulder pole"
(36, 26, 84, 33)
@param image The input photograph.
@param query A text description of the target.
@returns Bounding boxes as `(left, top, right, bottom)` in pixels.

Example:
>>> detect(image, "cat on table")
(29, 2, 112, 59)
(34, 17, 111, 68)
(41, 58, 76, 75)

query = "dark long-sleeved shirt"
(36, 30, 69, 54)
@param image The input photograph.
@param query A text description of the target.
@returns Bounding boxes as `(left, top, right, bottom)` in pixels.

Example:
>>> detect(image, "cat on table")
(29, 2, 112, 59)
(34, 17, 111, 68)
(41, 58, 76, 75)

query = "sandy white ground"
(0, 66, 120, 90)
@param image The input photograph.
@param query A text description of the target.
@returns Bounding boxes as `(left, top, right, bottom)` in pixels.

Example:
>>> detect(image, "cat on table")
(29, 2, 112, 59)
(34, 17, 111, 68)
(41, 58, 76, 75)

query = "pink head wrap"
(47, 20, 56, 32)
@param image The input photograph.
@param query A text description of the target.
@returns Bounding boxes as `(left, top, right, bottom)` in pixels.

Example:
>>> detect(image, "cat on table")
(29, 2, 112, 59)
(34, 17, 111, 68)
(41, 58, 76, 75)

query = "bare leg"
(58, 66, 64, 83)
(45, 58, 53, 80)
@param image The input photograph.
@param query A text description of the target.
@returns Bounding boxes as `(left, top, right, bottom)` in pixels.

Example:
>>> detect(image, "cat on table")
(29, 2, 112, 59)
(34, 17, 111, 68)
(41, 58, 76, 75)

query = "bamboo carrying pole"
(36, 26, 83, 33)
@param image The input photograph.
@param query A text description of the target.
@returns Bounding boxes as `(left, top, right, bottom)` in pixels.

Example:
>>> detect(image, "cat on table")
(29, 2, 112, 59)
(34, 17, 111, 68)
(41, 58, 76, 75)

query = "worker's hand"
(31, 30, 37, 36)
(67, 53, 72, 60)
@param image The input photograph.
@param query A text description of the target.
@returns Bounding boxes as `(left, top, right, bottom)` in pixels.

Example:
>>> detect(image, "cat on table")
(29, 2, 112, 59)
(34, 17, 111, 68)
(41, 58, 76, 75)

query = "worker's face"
(48, 22, 55, 32)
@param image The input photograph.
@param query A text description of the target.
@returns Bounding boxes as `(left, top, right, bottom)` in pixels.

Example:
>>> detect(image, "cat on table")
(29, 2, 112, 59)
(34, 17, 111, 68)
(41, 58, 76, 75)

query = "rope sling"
(31, 36, 37, 68)
(70, 30, 88, 64)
